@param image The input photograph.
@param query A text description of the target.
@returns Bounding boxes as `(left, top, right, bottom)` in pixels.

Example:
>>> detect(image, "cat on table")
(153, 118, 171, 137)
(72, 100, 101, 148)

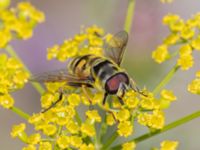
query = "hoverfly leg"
(130, 78, 147, 97)
(116, 82, 127, 105)
(117, 96, 124, 105)
(81, 85, 92, 105)
(99, 101, 118, 122)
(129, 78, 138, 92)
(102, 92, 108, 105)
(41, 88, 64, 113)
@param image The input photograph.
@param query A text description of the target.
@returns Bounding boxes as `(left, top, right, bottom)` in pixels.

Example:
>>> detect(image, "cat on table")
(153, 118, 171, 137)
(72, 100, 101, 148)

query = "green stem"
(75, 110, 82, 126)
(98, 117, 107, 144)
(10, 106, 30, 120)
(153, 64, 179, 95)
(124, 0, 136, 32)
(111, 110, 200, 149)
(5, 45, 45, 95)
(41, 138, 55, 142)
(101, 132, 118, 150)
(101, 1, 136, 149)
(94, 125, 101, 150)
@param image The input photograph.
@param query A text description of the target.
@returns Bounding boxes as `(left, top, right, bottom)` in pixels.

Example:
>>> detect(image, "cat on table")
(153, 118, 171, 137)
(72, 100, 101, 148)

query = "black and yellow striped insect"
(31, 31, 140, 110)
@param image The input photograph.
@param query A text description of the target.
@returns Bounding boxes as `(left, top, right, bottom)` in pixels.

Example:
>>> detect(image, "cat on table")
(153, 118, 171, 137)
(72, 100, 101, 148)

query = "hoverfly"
(31, 31, 141, 111)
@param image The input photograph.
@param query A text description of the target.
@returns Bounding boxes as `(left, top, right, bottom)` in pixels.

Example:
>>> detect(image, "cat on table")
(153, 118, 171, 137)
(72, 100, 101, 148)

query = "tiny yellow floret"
(86, 110, 102, 122)
(160, 140, 179, 150)
(177, 54, 194, 70)
(163, 14, 180, 25)
(0, 94, 14, 109)
(188, 78, 200, 95)
(22, 145, 36, 150)
(123, 90, 139, 109)
(70, 136, 83, 148)
(116, 109, 130, 122)
(164, 33, 180, 45)
(81, 122, 96, 137)
(161, 89, 177, 101)
(169, 19, 185, 32)
(117, 121, 133, 137)
(180, 26, 195, 40)
(42, 124, 57, 136)
(122, 142, 136, 150)
(80, 143, 95, 150)
(196, 71, 200, 78)
(106, 113, 115, 126)
(27, 133, 41, 145)
(66, 120, 79, 134)
(152, 45, 169, 63)
(40, 92, 56, 109)
(179, 44, 192, 57)
(11, 123, 28, 143)
(68, 93, 81, 106)
(11, 123, 26, 138)
(191, 36, 200, 50)
(39, 142, 52, 150)
(150, 110, 165, 129)
(57, 135, 70, 149)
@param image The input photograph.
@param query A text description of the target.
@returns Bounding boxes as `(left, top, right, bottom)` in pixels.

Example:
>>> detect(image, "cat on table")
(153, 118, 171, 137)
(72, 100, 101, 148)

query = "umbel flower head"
(152, 12, 200, 71)
(0, 54, 29, 109)
(47, 25, 104, 61)
(0, 1, 45, 48)
(8, 25, 179, 149)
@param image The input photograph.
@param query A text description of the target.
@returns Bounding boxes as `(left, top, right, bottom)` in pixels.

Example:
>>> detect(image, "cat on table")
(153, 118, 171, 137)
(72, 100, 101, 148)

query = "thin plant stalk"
(124, 0, 136, 32)
(101, 0, 136, 148)
(153, 64, 179, 95)
(102, 132, 118, 150)
(10, 106, 30, 120)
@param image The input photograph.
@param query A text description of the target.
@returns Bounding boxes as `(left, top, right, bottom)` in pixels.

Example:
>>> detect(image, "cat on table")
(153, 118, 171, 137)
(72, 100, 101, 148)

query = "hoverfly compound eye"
(105, 73, 129, 94)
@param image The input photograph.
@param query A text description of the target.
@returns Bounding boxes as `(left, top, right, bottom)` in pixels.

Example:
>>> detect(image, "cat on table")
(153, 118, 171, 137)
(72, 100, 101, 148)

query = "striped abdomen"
(69, 55, 102, 78)
(69, 54, 129, 94)
(69, 54, 117, 79)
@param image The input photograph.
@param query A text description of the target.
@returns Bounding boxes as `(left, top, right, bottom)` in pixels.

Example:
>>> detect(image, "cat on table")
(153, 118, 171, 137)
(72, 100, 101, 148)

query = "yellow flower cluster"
(0, 1, 45, 48)
(104, 89, 175, 135)
(10, 83, 171, 148)
(152, 13, 200, 70)
(11, 123, 42, 149)
(138, 110, 165, 129)
(188, 70, 200, 95)
(137, 89, 176, 129)
(9, 25, 178, 149)
(47, 25, 105, 61)
(0, 54, 29, 109)
(11, 85, 99, 149)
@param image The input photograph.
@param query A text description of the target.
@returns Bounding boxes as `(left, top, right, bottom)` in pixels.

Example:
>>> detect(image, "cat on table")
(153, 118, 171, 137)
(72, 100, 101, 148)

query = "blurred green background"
(1, 0, 200, 149)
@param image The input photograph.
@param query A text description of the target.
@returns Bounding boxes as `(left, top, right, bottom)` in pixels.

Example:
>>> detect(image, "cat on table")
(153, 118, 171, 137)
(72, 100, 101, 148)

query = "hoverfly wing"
(104, 31, 128, 66)
(31, 69, 72, 82)
(30, 68, 92, 87)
